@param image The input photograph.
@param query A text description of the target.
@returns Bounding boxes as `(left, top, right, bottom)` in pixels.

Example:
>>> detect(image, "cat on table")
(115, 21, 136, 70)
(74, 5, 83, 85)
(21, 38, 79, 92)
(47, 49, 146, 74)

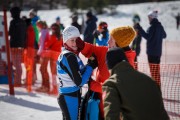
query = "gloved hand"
(87, 54, 98, 69)
(93, 30, 100, 38)
(76, 37, 85, 52)
(134, 23, 141, 29)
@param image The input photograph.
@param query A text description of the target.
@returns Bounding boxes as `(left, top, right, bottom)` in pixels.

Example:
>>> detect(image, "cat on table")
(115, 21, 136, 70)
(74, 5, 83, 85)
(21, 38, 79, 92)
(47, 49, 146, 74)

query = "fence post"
(3, 7, 14, 95)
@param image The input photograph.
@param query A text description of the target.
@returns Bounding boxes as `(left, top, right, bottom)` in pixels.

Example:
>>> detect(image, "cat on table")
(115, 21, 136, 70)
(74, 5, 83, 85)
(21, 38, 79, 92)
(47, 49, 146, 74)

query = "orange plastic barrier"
(136, 63, 180, 120)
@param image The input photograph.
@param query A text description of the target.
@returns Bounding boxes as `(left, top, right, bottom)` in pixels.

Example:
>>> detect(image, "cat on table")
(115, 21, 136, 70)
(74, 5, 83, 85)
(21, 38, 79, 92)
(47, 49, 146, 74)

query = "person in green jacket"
(102, 47, 169, 120)
(29, 9, 40, 84)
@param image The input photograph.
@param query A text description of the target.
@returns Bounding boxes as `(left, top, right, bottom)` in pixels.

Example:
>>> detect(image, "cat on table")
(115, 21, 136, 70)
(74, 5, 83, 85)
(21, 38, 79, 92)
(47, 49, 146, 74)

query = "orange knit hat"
(110, 26, 136, 48)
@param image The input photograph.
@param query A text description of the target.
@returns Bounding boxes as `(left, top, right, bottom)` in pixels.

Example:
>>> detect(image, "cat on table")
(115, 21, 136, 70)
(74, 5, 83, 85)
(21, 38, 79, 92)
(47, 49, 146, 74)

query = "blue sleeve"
(79, 65, 93, 86)
(62, 53, 93, 87)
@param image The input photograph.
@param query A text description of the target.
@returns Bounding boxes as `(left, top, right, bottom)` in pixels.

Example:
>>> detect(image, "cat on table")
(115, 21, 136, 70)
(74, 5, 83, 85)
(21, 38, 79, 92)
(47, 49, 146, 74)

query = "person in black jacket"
(131, 14, 142, 70)
(9, 6, 27, 86)
(103, 47, 169, 120)
(131, 14, 142, 61)
(71, 14, 82, 33)
(135, 10, 166, 87)
(83, 11, 98, 44)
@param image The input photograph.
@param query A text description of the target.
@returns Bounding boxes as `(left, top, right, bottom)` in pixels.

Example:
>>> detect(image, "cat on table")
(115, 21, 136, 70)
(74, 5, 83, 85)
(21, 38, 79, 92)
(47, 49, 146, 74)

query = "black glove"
(87, 54, 98, 69)
(93, 30, 100, 38)
(76, 37, 85, 52)
(134, 23, 141, 29)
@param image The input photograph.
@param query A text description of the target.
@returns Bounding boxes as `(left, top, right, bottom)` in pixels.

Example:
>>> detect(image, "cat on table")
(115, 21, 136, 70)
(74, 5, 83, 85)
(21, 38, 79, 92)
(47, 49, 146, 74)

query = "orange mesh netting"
(135, 63, 180, 120)
(135, 41, 180, 120)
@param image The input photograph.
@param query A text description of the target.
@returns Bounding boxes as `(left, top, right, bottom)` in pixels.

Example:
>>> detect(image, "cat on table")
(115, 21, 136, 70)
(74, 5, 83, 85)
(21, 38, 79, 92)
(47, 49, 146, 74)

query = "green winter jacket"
(102, 62, 169, 120)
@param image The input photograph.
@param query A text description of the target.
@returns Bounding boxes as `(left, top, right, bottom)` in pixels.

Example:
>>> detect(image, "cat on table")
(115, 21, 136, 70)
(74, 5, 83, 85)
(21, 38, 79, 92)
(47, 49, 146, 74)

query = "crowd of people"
(8, 6, 170, 120)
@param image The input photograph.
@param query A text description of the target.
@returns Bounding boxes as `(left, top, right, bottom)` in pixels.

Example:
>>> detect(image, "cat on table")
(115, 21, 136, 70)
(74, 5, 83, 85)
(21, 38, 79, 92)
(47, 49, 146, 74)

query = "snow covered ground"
(0, 85, 62, 120)
(0, 1, 180, 120)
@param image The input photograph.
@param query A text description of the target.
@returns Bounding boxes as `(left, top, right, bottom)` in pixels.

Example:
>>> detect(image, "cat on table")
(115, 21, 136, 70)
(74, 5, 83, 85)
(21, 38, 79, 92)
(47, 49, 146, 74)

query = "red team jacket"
(45, 35, 63, 60)
(81, 42, 136, 93)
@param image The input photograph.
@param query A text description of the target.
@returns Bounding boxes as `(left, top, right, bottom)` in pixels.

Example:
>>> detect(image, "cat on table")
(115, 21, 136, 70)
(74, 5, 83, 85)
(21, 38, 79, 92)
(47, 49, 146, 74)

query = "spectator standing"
(35, 21, 50, 93)
(131, 14, 142, 69)
(55, 16, 65, 33)
(45, 23, 63, 95)
(24, 18, 35, 92)
(103, 47, 169, 120)
(71, 14, 82, 33)
(83, 11, 98, 44)
(175, 12, 180, 29)
(29, 9, 40, 84)
(135, 10, 167, 87)
(94, 21, 109, 46)
(132, 13, 141, 24)
(9, 7, 27, 86)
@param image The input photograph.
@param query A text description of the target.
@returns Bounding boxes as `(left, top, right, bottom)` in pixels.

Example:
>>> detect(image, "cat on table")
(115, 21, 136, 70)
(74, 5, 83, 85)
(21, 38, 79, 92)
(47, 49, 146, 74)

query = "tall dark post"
(3, 7, 15, 95)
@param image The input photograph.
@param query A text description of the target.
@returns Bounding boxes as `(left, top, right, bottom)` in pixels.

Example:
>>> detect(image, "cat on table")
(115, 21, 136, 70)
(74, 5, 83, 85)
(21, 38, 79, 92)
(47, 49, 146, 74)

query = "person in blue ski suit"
(93, 21, 109, 46)
(57, 26, 98, 120)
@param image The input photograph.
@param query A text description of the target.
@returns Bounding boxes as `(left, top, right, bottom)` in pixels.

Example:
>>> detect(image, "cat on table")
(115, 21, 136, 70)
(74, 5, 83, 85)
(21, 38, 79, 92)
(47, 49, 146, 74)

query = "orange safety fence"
(135, 62, 180, 120)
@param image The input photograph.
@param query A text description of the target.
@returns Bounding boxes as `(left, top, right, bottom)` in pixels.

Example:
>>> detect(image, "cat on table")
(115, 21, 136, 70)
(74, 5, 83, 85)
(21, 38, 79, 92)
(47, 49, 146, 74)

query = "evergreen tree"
(78, 0, 91, 10)
(67, 0, 79, 12)
(92, 0, 107, 14)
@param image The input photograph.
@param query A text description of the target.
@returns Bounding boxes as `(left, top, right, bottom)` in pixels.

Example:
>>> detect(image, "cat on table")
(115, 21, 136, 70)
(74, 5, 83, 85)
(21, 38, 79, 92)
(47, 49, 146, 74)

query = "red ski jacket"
(44, 35, 63, 60)
(81, 42, 136, 93)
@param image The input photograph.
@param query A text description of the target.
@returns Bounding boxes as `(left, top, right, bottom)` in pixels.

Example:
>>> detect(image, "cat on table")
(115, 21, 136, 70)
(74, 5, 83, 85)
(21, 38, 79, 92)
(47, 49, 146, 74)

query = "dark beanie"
(10, 7, 21, 18)
(106, 47, 128, 69)
(86, 11, 93, 18)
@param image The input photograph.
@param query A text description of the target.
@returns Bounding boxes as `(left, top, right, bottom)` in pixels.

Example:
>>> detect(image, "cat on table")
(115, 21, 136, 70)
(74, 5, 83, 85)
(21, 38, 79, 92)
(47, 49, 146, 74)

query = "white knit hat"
(62, 26, 80, 43)
(148, 10, 158, 19)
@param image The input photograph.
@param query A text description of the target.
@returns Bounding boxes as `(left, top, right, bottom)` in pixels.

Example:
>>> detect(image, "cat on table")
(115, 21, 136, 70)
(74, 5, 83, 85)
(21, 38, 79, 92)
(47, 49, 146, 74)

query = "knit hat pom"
(110, 26, 136, 48)
(148, 10, 158, 19)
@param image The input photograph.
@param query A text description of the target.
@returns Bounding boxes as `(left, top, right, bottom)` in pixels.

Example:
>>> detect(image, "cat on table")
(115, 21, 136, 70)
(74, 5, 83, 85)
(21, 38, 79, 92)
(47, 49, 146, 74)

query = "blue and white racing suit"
(57, 49, 93, 120)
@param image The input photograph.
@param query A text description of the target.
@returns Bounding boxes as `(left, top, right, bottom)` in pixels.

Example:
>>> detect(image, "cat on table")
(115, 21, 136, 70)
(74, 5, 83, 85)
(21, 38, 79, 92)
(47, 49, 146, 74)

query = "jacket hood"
(86, 15, 98, 24)
(150, 18, 160, 25)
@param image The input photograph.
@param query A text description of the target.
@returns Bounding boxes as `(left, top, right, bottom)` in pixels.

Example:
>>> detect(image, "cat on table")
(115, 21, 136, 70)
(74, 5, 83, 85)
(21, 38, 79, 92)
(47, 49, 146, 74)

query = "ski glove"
(76, 37, 85, 52)
(134, 23, 141, 29)
(93, 30, 100, 39)
(87, 54, 98, 69)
